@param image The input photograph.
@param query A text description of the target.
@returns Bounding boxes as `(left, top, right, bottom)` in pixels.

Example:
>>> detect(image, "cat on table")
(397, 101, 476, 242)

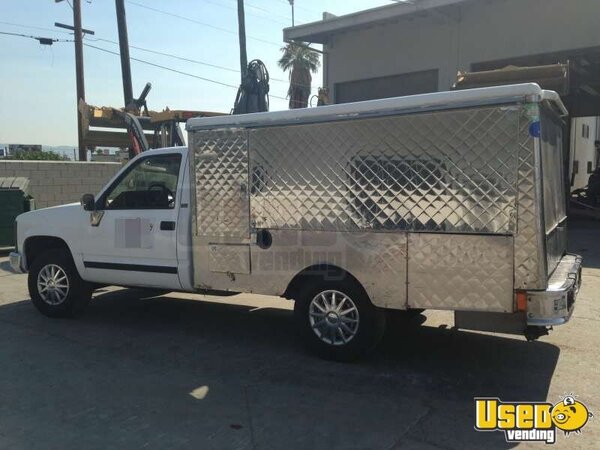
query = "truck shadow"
(0, 259, 13, 273)
(0, 289, 560, 449)
(569, 217, 600, 268)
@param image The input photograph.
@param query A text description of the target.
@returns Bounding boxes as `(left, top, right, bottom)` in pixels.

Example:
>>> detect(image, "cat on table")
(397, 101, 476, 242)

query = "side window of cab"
(100, 154, 182, 210)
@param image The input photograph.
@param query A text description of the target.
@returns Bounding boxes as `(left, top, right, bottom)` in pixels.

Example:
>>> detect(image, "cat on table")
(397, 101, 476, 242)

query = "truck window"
(101, 154, 182, 210)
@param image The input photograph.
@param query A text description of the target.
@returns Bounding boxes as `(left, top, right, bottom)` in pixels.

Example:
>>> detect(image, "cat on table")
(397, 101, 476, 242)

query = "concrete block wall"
(0, 161, 122, 209)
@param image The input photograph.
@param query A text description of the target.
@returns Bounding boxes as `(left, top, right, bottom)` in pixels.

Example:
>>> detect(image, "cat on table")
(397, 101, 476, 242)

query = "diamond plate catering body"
(187, 83, 581, 341)
(9, 84, 579, 360)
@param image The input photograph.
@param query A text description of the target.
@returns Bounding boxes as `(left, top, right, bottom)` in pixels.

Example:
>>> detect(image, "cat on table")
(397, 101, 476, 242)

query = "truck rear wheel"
(293, 278, 385, 361)
(28, 249, 92, 318)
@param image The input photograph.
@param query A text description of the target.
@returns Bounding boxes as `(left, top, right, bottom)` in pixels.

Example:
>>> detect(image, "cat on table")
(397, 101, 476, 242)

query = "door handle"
(160, 221, 176, 231)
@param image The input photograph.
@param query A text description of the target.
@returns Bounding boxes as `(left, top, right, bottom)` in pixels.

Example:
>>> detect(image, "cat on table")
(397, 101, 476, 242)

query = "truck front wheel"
(293, 278, 385, 361)
(28, 249, 92, 318)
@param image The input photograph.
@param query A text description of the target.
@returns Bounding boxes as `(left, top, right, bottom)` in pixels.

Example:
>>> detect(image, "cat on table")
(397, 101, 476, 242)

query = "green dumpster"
(0, 177, 35, 248)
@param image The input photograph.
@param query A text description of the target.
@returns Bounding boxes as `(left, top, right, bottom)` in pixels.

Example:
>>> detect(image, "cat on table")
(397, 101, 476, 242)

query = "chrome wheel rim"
(37, 264, 69, 305)
(309, 290, 360, 346)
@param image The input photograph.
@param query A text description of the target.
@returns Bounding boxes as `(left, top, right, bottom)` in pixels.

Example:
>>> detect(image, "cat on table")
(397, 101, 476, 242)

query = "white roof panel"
(186, 84, 566, 132)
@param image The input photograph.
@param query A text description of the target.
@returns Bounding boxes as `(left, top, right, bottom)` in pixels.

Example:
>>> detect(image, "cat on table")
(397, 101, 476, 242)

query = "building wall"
(325, 0, 600, 98)
(0, 161, 121, 208)
(570, 117, 600, 191)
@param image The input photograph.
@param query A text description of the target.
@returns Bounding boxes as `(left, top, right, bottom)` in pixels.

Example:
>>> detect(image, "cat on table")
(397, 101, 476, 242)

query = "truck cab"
(11, 146, 195, 296)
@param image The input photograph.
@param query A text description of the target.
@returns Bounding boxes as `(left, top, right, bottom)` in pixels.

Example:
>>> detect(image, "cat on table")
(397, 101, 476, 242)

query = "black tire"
(293, 277, 386, 362)
(28, 249, 92, 318)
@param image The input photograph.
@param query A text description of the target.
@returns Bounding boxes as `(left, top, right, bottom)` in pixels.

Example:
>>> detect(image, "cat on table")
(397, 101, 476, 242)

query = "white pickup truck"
(10, 85, 582, 360)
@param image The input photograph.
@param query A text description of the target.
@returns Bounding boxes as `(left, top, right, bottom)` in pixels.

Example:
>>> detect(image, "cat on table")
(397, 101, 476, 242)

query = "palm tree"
(278, 42, 320, 109)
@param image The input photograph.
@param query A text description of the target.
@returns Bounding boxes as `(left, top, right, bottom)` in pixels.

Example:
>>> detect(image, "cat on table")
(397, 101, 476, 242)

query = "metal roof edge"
(187, 83, 549, 131)
(283, 0, 469, 43)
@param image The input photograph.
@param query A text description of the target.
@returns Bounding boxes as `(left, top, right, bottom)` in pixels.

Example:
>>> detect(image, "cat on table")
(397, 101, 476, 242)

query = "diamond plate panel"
(249, 106, 520, 234)
(208, 244, 250, 274)
(248, 229, 409, 308)
(193, 129, 250, 238)
(408, 233, 514, 312)
(514, 105, 545, 289)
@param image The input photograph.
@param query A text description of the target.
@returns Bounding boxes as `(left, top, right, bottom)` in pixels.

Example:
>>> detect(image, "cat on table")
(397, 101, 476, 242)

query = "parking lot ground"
(0, 219, 599, 449)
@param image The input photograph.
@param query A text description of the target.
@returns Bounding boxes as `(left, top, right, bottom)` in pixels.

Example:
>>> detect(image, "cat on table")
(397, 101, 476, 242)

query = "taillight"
(516, 291, 527, 312)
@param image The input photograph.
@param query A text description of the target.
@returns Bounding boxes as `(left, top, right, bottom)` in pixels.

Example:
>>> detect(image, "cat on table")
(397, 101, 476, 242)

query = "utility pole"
(115, 0, 134, 108)
(73, 0, 86, 161)
(237, 0, 248, 82)
(55, 0, 90, 161)
(288, 0, 295, 27)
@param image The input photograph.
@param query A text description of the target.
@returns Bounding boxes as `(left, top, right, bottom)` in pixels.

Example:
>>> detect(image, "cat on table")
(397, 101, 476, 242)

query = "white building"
(571, 117, 600, 191)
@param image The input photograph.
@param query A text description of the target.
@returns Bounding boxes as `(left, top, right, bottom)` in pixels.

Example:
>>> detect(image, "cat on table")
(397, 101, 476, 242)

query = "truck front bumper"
(9, 252, 25, 274)
(526, 254, 582, 326)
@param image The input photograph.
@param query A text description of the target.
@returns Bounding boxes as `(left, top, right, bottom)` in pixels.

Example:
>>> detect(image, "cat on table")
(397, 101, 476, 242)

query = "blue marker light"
(529, 121, 541, 138)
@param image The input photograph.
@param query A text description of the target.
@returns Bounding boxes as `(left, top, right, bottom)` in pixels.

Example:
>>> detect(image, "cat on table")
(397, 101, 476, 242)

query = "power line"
(0, 26, 314, 93)
(0, 25, 316, 93)
(202, 0, 293, 27)
(0, 21, 72, 35)
(0, 30, 73, 44)
(90, 37, 239, 73)
(277, 0, 321, 16)
(87, 36, 319, 90)
(223, 0, 304, 25)
(125, 1, 283, 47)
(83, 42, 289, 100)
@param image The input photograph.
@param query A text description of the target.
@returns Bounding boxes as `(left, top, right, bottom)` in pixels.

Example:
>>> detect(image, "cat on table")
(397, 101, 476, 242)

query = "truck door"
(81, 151, 184, 290)
(193, 129, 252, 285)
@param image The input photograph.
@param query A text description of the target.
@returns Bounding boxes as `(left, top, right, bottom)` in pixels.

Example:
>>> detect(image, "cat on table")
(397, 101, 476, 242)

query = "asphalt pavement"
(0, 219, 598, 449)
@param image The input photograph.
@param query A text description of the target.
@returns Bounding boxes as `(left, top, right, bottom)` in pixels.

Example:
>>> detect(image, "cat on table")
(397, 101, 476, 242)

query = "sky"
(0, 0, 392, 147)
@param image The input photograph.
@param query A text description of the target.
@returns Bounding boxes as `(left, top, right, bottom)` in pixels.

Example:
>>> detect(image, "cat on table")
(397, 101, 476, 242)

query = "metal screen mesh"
(249, 106, 520, 234)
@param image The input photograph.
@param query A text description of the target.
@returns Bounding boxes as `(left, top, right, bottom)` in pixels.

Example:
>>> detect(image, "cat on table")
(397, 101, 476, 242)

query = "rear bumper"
(9, 251, 24, 274)
(526, 254, 582, 326)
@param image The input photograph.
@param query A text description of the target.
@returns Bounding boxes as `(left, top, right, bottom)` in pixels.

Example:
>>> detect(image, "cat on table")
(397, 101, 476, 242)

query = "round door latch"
(256, 229, 273, 250)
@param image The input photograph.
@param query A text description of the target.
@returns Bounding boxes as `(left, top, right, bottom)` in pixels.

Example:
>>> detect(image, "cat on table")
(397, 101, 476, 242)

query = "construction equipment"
(232, 59, 270, 114)
(79, 84, 225, 158)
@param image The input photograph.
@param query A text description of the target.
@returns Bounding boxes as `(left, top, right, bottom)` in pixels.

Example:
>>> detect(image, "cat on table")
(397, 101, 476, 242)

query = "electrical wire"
(0, 28, 298, 99)
(277, 0, 321, 16)
(90, 37, 239, 73)
(0, 30, 73, 43)
(86, 36, 319, 90)
(222, 0, 303, 25)
(202, 0, 292, 27)
(126, 1, 282, 47)
(0, 21, 72, 35)
(0, 17, 317, 92)
(83, 42, 289, 100)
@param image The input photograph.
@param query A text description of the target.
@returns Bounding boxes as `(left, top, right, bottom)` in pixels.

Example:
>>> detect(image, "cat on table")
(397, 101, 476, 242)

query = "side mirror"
(81, 194, 96, 211)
